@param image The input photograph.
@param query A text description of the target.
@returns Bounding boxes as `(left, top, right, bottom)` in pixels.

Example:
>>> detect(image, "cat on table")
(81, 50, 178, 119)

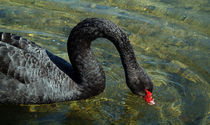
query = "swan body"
(0, 18, 153, 104)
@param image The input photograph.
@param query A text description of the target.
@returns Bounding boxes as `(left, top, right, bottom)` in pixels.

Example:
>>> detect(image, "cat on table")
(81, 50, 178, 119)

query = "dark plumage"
(0, 18, 153, 104)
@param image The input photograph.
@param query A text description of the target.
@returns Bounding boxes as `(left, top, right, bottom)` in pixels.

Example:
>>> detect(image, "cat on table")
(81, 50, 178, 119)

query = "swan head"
(126, 69, 154, 97)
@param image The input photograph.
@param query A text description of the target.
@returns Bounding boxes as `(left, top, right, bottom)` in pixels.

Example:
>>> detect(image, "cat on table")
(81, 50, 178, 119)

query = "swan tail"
(0, 32, 42, 54)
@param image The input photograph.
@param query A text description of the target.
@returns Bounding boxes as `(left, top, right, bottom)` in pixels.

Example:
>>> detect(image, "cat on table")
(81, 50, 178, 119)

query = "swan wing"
(0, 32, 43, 55)
(0, 33, 80, 104)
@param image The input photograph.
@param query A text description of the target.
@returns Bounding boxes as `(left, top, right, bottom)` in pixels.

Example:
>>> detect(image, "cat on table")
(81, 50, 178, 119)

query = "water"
(0, 0, 209, 124)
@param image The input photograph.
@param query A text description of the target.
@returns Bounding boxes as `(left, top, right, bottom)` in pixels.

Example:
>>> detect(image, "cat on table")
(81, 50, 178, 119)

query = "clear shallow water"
(0, 0, 209, 124)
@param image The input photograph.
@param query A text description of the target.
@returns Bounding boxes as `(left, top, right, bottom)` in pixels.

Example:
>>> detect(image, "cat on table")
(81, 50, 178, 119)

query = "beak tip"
(148, 99, 155, 105)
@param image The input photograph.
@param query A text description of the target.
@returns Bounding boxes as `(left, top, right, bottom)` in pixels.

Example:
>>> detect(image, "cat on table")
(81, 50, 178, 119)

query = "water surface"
(0, 0, 209, 124)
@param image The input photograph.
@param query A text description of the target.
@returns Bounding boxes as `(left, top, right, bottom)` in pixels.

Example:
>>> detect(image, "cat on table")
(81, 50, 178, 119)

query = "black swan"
(0, 18, 154, 104)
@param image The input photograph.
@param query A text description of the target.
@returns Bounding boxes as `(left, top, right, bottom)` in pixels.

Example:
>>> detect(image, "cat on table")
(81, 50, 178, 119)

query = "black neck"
(67, 18, 140, 98)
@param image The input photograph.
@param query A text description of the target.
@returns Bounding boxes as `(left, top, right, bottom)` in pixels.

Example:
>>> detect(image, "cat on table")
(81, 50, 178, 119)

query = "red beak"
(145, 89, 155, 105)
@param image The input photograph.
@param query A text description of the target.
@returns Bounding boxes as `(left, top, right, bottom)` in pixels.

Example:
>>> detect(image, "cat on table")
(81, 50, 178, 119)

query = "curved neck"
(67, 18, 140, 98)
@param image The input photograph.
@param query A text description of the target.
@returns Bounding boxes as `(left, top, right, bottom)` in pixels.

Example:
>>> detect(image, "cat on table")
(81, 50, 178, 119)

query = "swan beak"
(144, 89, 155, 105)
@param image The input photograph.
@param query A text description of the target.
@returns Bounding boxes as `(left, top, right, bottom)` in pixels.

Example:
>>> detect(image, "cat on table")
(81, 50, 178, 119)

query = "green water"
(0, 0, 209, 124)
